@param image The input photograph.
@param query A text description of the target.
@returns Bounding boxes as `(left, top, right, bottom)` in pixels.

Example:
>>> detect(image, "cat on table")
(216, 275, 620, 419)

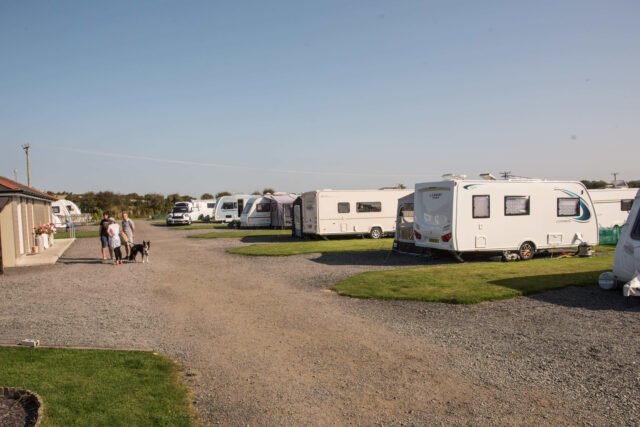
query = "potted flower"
(33, 226, 44, 253)
(45, 223, 56, 247)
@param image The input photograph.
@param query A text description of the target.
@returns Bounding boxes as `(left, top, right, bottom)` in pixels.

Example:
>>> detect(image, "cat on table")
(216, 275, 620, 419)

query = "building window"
(505, 196, 530, 216)
(621, 199, 634, 212)
(557, 198, 580, 217)
(356, 202, 382, 213)
(472, 195, 490, 218)
(337, 202, 350, 214)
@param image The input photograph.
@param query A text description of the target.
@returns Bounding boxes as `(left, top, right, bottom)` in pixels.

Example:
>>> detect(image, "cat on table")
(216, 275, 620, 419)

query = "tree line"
(46, 189, 277, 219)
(581, 180, 640, 189)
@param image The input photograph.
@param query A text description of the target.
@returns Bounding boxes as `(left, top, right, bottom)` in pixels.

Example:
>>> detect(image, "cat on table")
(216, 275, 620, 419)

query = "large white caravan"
(214, 195, 252, 222)
(588, 188, 638, 228)
(299, 189, 412, 238)
(413, 179, 598, 259)
(599, 191, 640, 296)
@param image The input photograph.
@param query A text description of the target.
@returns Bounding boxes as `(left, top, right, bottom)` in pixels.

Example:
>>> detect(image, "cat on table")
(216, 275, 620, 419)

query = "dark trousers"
(114, 246, 123, 261)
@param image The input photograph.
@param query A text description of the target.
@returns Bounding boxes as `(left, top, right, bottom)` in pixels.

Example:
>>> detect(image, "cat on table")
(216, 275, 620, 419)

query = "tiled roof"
(0, 176, 56, 201)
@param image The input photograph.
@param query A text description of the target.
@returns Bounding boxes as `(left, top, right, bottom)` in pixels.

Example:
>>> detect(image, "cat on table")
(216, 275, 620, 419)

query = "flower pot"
(31, 245, 38, 254)
(48, 233, 54, 247)
(34, 234, 43, 251)
(43, 234, 49, 249)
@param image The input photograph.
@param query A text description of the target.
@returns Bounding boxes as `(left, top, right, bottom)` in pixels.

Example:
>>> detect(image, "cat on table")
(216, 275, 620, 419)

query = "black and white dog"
(128, 241, 151, 263)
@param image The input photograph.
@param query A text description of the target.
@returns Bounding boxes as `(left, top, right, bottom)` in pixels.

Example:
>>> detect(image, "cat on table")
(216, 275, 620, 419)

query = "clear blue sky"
(1, 1, 638, 196)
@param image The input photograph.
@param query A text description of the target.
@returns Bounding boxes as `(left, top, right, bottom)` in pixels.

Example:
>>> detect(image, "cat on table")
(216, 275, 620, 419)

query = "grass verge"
(229, 238, 393, 256)
(189, 229, 291, 239)
(54, 230, 99, 239)
(170, 224, 229, 230)
(0, 347, 196, 426)
(332, 255, 613, 304)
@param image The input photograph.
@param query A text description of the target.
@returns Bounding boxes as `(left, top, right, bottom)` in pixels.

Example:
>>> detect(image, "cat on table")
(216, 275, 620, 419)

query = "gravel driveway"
(1, 221, 638, 425)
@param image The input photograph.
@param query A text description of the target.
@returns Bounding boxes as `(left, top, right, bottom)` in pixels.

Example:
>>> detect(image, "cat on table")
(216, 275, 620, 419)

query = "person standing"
(107, 217, 123, 265)
(121, 212, 135, 258)
(99, 212, 114, 260)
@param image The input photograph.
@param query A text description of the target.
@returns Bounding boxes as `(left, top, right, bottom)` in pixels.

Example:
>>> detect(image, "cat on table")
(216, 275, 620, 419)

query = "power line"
(48, 146, 440, 179)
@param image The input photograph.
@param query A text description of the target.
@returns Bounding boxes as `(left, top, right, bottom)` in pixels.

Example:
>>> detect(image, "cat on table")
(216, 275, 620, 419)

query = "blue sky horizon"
(1, 1, 638, 196)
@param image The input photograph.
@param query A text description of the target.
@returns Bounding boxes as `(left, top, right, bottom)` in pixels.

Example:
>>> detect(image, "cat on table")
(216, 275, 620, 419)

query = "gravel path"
(1, 221, 638, 425)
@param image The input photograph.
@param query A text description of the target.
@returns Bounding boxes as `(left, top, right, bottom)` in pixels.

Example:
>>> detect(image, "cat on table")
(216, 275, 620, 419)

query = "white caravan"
(300, 189, 412, 238)
(599, 191, 640, 296)
(240, 197, 271, 228)
(189, 199, 217, 220)
(214, 195, 252, 222)
(52, 199, 91, 226)
(413, 179, 599, 259)
(588, 188, 638, 228)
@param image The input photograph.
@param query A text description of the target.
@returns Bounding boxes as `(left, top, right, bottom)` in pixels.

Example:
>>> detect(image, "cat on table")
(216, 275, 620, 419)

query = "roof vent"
(480, 173, 497, 181)
(442, 173, 467, 180)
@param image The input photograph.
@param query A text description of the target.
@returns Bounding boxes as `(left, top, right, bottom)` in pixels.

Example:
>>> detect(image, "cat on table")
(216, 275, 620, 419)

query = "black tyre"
(369, 227, 383, 239)
(518, 241, 535, 260)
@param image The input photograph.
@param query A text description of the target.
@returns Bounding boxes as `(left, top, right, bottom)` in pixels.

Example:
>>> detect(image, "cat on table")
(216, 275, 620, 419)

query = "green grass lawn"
(189, 229, 291, 239)
(54, 230, 99, 239)
(229, 238, 393, 256)
(0, 347, 196, 426)
(332, 255, 613, 304)
(169, 224, 229, 230)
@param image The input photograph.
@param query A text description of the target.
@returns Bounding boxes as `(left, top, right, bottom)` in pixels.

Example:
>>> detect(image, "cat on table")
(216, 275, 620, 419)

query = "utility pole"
(612, 172, 619, 182)
(500, 171, 511, 180)
(21, 143, 30, 186)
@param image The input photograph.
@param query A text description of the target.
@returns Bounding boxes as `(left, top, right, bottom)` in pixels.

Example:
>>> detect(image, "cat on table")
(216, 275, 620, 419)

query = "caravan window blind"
(472, 195, 490, 218)
(356, 202, 382, 213)
(621, 199, 634, 212)
(256, 203, 271, 212)
(337, 202, 350, 213)
(505, 196, 530, 216)
(557, 198, 580, 217)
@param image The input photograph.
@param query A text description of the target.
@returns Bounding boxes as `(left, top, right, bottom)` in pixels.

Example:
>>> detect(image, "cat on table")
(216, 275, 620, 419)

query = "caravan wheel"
(369, 227, 383, 239)
(518, 241, 535, 260)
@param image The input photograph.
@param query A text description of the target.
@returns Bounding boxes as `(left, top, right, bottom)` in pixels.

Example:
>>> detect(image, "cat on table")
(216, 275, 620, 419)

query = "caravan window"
(52, 206, 60, 214)
(472, 196, 490, 218)
(337, 202, 350, 214)
(621, 199, 634, 212)
(242, 201, 254, 214)
(256, 203, 271, 212)
(505, 196, 530, 216)
(356, 202, 381, 213)
(557, 198, 580, 217)
(221, 202, 236, 210)
(207, 203, 216, 209)
(399, 204, 414, 223)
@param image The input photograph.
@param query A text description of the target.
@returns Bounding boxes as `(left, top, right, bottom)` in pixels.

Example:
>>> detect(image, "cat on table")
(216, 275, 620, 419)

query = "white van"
(300, 189, 412, 238)
(214, 195, 252, 222)
(413, 179, 598, 259)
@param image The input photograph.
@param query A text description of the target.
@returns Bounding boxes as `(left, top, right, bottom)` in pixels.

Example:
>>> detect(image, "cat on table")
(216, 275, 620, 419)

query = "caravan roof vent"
(480, 173, 497, 181)
(442, 174, 467, 180)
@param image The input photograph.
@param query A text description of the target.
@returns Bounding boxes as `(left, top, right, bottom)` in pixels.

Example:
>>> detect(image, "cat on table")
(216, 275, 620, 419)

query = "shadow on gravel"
(526, 285, 640, 312)
(58, 257, 104, 265)
(239, 235, 296, 243)
(310, 250, 440, 267)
